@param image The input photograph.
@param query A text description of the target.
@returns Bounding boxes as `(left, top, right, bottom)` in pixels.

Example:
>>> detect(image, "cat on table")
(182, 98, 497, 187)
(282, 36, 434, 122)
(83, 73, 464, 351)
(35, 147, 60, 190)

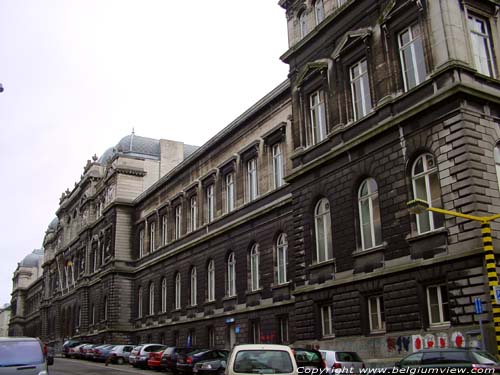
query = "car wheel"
(117, 357, 124, 365)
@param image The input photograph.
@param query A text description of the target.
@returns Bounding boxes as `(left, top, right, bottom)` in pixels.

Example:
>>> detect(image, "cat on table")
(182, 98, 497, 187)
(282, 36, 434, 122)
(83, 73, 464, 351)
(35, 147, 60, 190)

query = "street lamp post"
(407, 198, 500, 355)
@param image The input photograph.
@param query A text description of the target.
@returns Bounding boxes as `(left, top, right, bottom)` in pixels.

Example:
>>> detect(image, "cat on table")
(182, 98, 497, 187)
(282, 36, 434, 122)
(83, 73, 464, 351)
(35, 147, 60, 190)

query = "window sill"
(246, 289, 263, 296)
(321, 334, 336, 340)
(310, 258, 336, 270)
(406, 227, 447, 243)
(428, 322, 451, 330)
(222, 295, 237, 302)
(352, 243, 386, 257)
(271, 281, 292, 290)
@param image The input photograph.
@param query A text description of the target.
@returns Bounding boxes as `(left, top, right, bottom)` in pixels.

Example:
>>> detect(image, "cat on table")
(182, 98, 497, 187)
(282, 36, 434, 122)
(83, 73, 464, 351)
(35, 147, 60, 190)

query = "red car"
(147, 350, 165, 369)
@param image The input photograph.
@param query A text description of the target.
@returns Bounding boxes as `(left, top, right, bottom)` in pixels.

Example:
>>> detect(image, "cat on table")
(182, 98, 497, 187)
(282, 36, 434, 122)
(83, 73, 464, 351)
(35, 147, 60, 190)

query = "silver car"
(319, 350, 365, 373)
(0, 337, 53, 375)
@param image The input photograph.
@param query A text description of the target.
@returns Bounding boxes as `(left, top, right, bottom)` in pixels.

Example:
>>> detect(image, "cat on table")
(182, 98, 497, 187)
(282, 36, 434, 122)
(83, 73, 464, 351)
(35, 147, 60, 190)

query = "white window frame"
(368, 296, 385, 333)
(315, 198, 333, 263)
(299, 10, 308, 38)
(175, 205, 182, 240)
(321, 304, 334, 336)
(278, 316, 289, 344)
(225, 173, 235, 213)
(149, 222, 155, 252)
(190, 267, 197, 306)
(162, 215, 168, 246)
(350, 59, 372, 120)
(149, 283, 155, 316)
(206, 184, 215, 223)
(161, 278, 167, 313)
(276, 233, 288, 285)
(208, 326, 215, 348)
(175, 273, 181, 310)
(247, 158, 258, 202)
(427, 284, 449, 325)
(250, 244, 260, 292)
(251, 320, 261, 344)
(358, 178, 382, 250)
(411, 154, 443, 234)
(467, 13, 495, 77)
(309, 89, 327, 145)
(314, 0, 325, 25)
(272, 143, 285, 189)
(139, 229, 145, 258)
(188, 196, 197, 233)
(207, 260, 215, 302)
(398, 24, 426, 91)
(227, 252, 236, 297)
(138, 287, 143, 318)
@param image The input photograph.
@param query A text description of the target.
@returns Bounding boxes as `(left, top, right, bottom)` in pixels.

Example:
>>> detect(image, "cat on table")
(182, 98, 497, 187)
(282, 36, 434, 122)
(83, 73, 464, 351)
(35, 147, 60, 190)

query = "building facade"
(0, 304, 11, 337)
(10, 0, 500, 363)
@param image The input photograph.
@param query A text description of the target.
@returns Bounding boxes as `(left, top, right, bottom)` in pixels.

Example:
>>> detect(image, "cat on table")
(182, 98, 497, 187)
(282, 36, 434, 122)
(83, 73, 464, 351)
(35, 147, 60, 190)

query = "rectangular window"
(139, 229, 145, 258)
(208, 326, 216, 348)
(206, 184, 215, 223)
(468, 14, 495, 77)
(272, 143, 284, 189)
(247, 159, 258, 202)
(250, 320, 261, 343)
(427, 284, 450, 325)
(321, 304, 334, 337)
(350, 59, 372, 120)
(225, 173, 235, 213)
(399, 24, 426, 91)
(309, 90, 327, 145)
(149, 222, 155, 252)
(188, 329, 196, 346)
(278, 316, 289, 344)
(368, 296, 385, 333)
(162, 215, 168, 246)
(189, 196, 197, 232)
(175, 206, 182, 240)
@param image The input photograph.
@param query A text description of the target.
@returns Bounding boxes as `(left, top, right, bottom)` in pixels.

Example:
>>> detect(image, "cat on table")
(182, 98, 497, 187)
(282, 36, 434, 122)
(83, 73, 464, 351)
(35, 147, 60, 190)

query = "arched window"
(495, 144, 500, 190)
(190, 267, 197, 306)
(227, 253, 236, 297)
(276, 233, 288, 285)
(250, 244, 260, 291)
(412, 154, 443, 233)
(138, 287, 143, 318)
(207, 260, 215, 302)
(358, 178, 382, 250)
(149, 282, 155, 315)
(175, 273, 181, 310)
(315, 198, 333, 263)
(161, 278, 167, 313)
(314, 0, 325, 25)
(299, 10, 308, 38)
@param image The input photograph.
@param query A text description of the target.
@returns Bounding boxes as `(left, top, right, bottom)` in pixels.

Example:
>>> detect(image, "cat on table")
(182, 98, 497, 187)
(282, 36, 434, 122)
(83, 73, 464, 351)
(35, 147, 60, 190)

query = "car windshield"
(0, 341, 44, 367)
(234, 350, 293, 374)
(335, 352, 362, 362)
(471, 351, 499, 365)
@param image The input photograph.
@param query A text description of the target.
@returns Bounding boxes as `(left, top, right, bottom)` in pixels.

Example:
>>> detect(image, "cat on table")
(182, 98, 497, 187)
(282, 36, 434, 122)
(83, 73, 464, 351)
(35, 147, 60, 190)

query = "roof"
(19, 249, 43, 268)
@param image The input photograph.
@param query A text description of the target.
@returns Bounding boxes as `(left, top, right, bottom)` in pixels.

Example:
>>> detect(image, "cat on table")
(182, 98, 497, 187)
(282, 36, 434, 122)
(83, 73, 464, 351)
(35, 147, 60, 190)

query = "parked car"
(396, 348, 500, 372)
(0, 337, 53, 375)
(67, 343, 88, 359)
(319, 350, 365, 373)
(177, 349, 229, 374)
(130, 344, 166, 368)
(226, 344, 298, 375)
(93, 344, 116, 362)
(107, 344, 135, 364)
(293, 348, 325, 371)
(161, 347, 201, 372)
(62, 339, 81, 358)
(148, 349, 165, 370)
(82, 343, 99, 360)
(193, 358, 227, 375)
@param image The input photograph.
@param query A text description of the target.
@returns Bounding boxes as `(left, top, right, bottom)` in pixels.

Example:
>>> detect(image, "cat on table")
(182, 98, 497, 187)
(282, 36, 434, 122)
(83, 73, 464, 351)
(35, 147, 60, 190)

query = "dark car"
(161, 347, 201, 372)
(62, 339, 81, 357)
(177, 349, 230, 374)
(293, 348, 326, 371)
(193, 358, 227, 375)
(396, 348, 500, 372)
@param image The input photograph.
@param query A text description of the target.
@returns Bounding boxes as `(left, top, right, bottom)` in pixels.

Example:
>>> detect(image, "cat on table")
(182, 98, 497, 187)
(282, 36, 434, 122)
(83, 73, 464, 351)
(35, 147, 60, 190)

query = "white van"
(226, 344, 298, 375)
(0, 337, 53, 375)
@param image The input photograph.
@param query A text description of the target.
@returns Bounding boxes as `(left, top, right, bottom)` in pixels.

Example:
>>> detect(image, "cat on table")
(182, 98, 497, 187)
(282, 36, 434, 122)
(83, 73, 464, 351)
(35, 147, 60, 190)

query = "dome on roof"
(116, 134, 160, 158)
(20, 249, 43, 268)
(97, 147, 116, 165)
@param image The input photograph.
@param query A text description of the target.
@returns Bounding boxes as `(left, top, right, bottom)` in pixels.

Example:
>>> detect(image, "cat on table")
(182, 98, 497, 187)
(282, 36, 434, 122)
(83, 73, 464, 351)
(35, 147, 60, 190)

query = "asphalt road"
(50, 357, 161, 375)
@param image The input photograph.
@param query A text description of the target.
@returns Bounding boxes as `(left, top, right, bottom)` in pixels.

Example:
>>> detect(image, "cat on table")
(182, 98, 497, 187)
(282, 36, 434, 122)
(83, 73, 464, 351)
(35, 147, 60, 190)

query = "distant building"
(9, 0, 500, 363)
(0, 304, 11, 337)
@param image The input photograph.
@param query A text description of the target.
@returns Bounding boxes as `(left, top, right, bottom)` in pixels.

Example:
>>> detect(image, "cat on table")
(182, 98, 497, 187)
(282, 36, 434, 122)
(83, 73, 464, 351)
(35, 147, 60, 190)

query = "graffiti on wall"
(387, 332, 475, 353)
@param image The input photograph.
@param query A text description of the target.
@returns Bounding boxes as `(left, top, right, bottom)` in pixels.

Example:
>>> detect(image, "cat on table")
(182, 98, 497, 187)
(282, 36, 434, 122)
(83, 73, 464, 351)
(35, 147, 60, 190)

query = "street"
(50, 357, 160, 375)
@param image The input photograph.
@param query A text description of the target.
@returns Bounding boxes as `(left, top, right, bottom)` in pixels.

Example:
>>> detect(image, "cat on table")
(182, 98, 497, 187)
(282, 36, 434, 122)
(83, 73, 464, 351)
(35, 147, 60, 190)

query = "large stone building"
(10, 0, 500, 363)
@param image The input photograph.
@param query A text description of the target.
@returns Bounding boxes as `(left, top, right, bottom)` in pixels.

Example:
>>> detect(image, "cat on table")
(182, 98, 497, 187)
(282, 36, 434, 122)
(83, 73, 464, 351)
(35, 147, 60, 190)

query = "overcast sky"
(0, 1, 289, 306)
